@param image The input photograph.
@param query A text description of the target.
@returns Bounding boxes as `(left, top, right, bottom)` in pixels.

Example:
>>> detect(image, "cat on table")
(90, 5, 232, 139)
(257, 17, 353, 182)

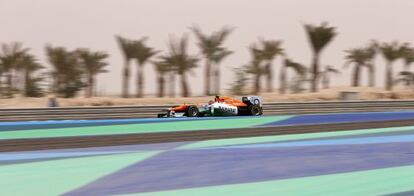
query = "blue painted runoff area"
(265, 111, 414, 127)
(210, 133, 414, 149)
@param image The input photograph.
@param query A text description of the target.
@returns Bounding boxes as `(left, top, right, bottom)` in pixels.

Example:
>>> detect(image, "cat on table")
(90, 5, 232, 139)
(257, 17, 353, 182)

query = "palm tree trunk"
(279, 65, 286, 94)
(86, 74, 93, 98)
(93, 76, 97, 96)
(213, 64, 220, 95)
(24, 70, 30, 97)
(181, 73, 190, 97)
(7, 72, 13, 97)
(169, 72, 175, 97)
(52, 74, 57, 94)
(311, 53, 320, 92)
(266, 62, 273, 92)
(122, 59, 130, 98)
(368, 64, 375, 87)
(54, 75, 58, 95)
(405, 63, 410, 86)
(157, 74, 165, 97)
(385, 61, 393, 91)
(352, 65, 361, 87)
(205, 61, 211, 95)
(56, 74, 63, 96)
(136, 65, 144, 98)
(0, 72, 3, 97)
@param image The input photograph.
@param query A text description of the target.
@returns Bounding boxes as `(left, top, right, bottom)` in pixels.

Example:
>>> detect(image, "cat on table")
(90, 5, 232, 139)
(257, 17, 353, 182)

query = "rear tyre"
(186, 105, 200, 117)
(249, 105, 262, 116)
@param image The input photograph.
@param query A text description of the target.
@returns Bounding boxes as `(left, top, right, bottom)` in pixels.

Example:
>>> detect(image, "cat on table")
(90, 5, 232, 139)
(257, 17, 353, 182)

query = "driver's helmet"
(208, 100, 214, 105)
(214, 95, 220, 102)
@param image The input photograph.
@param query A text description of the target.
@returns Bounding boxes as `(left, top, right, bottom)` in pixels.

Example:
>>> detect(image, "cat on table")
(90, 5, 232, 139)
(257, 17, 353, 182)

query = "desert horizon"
(1, 86, 413, 108)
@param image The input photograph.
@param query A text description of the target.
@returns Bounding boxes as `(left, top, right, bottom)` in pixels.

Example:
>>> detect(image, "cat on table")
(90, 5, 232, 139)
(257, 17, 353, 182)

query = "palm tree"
(166, 35, 199, 97)
(155, 55, 177, 97)
(304, 22, 337, 92)
(0, 63, 3, 96)
(396, 71, 414, 89)
(344, 48, 369, 87)
(321, 65, 340, 89)
(259, 39, 284, 92)
(116, 35, 136, 98)
(0, 57, 5, 97)
(76, 48, 109, 97)
(402, 47, 414, 71)
(401, 46, 414, 86)
(19, 54, 44, 97)
(0, 42, 29, 97)
(152, 57, 172, 97)
(133, 38, 158, 98)
(280, 58, 307, 94)
(245, 44, 265, 94)
(191, 25, 233, 95)
(211, 48, 232, 95)
(229, 67, 249, 95)
(45, 45, 84, 98)
(379, 41, 406, 90)
(365, 41, 378, 87)
(45, 45, 68, 93)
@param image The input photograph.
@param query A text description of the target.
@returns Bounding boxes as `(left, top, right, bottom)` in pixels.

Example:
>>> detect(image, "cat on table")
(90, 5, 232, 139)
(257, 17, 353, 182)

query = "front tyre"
(186, 105, 200, 117)
(249, 105, 262, 116)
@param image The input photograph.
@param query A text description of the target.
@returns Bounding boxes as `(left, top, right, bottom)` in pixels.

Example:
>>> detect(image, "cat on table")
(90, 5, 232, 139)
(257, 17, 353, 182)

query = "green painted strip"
(0, 116, 293, 140)
(136, 164, 414, 196)
(0, 151, 161, 196)
(180, 126, 414, 149)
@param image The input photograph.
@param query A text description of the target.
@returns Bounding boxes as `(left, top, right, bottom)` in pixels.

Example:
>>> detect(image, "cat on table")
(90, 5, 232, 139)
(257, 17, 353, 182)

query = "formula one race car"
(157, 96, 263, 118)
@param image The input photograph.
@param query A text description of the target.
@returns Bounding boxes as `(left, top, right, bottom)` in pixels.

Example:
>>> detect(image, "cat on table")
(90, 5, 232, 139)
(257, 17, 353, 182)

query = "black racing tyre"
(249, 105, 262, 116)
(186, 105, 200, 117)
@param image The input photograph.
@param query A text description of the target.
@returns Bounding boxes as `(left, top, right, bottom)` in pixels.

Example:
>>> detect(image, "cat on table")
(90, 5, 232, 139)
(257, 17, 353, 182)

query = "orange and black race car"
(157, 96, 263, 118)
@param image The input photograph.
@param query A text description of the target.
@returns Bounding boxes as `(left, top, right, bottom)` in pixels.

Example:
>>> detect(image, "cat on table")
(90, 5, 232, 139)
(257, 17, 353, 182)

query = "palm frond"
(76, 48, 109, 74)
(395, 71, 414, 85)
(191, 25, 233, 61)
(115, 35, 135, 60)
(166, 35, 199, 75)
(284, 58, 307, 75)
(258, 39, 284, 61)
(325, 65, 340, 74)
(380, 41, 407, 62)
(344, 47, 370, 69)
(304, 22, 337, 54)
(132, 38, 159, 65)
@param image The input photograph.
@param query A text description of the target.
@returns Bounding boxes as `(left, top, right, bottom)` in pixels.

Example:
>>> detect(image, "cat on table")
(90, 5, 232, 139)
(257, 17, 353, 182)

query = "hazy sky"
(1, 0, 414, 95)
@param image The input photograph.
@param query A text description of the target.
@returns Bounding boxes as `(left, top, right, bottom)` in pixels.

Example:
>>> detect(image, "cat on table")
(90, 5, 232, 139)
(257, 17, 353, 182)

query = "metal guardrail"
(1, 100, 414, 121)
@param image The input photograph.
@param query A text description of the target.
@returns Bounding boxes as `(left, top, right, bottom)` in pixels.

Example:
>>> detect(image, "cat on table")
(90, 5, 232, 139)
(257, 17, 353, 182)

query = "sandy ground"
(0, 86, 413, 108)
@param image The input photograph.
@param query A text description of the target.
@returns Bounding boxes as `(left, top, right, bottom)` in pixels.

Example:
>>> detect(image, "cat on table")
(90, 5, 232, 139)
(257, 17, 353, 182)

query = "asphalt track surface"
(1, 111, 414, 152)
(1, 111, 414, 151)
(1, 119, 414, 152)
